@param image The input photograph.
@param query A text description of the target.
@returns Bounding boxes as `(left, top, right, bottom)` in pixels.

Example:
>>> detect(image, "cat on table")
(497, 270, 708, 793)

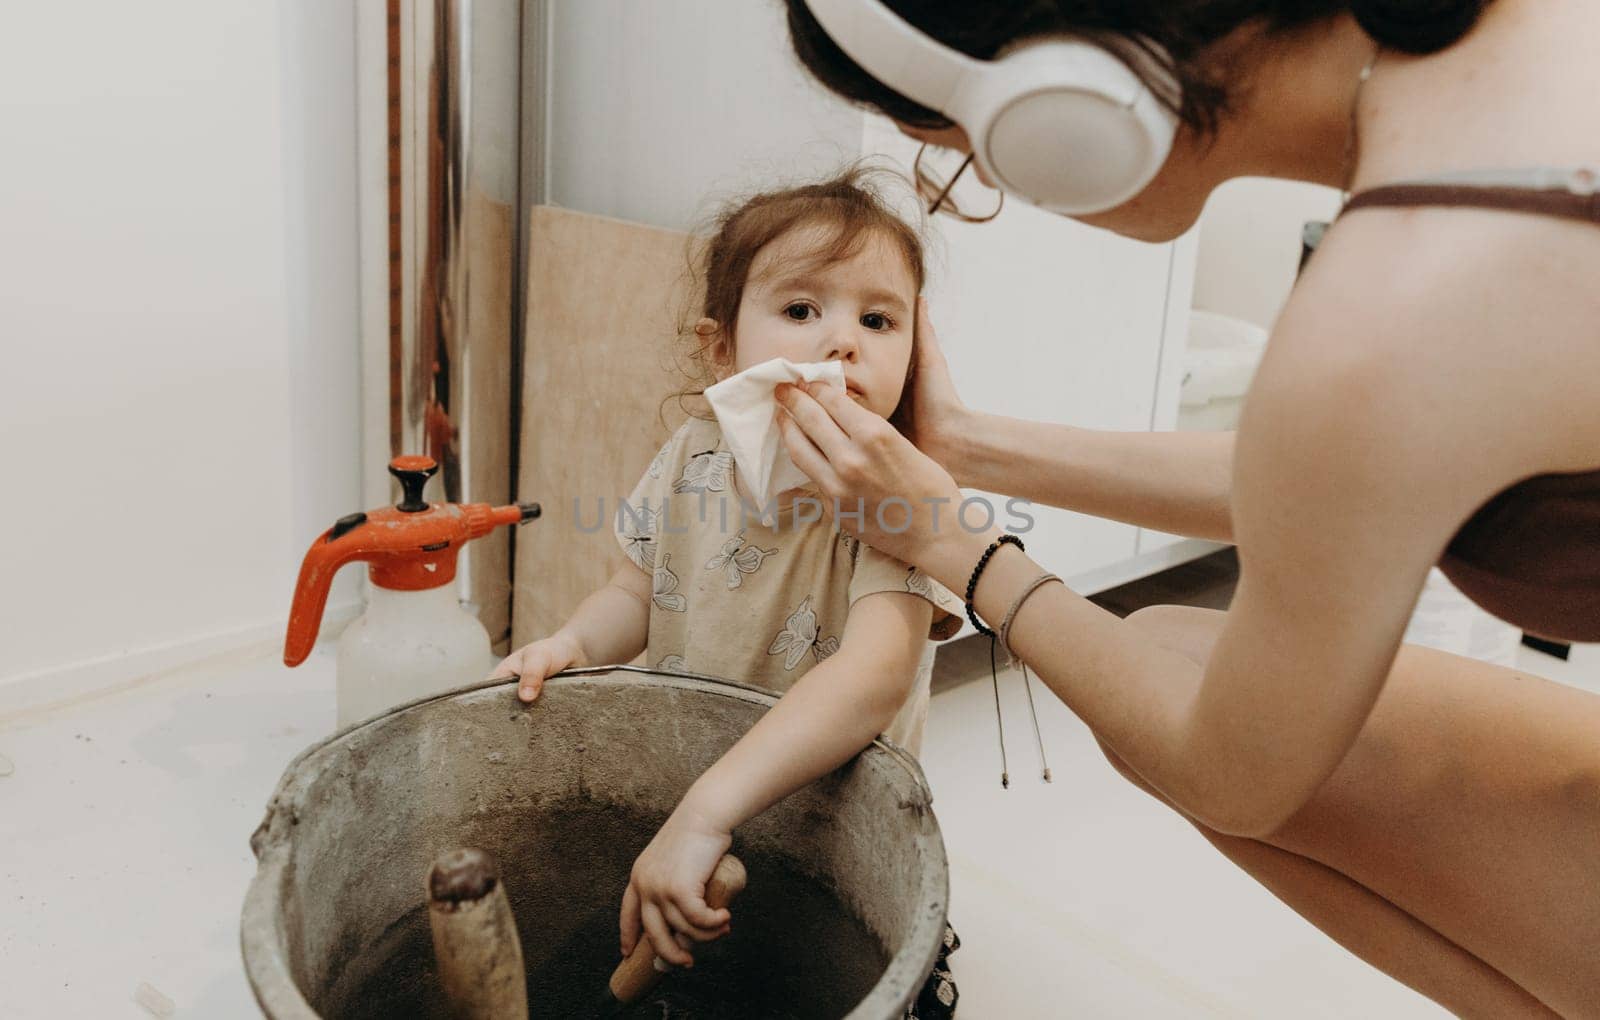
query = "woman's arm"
(619, 590, 932, 964)
(777, 219, 1552, 838)
(802, 354, 1453, 838)
(951, 415, 1235, 542)
(906, 300, 1235, 542)
(947, 344, 1460, 836)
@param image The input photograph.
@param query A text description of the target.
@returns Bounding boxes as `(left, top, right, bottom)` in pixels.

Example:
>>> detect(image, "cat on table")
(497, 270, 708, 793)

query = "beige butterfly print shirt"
(615, 417, 964, 754)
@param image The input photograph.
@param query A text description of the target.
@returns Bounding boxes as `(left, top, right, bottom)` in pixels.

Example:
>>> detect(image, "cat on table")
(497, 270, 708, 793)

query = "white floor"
(1, 639, 1594, 1019)
(0, 641, 338, 1020)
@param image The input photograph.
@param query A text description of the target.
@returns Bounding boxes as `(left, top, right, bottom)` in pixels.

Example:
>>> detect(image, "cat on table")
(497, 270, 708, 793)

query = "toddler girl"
(493, 165, 963, 1017)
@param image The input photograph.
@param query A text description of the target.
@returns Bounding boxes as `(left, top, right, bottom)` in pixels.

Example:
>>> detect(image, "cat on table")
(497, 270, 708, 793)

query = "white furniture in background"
(1190, 176, 1342, 329)
(1136, 177, 1343, 564)
(1176, 309, 1270, 433)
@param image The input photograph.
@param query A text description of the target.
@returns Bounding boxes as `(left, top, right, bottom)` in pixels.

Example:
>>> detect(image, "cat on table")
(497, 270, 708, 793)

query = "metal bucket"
(241, 667, 949, 1018)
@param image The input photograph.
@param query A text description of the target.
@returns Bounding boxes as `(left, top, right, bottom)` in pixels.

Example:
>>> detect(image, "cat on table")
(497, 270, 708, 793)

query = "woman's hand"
(618, 806, 734, 966)
(900, 298, 973, 472)
(487, 631, 586, 702)
(777, 383, 962, 566)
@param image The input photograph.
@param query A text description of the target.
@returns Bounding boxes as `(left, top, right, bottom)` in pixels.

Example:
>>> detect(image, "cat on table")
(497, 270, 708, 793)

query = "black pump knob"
(389, 455, 438, 513)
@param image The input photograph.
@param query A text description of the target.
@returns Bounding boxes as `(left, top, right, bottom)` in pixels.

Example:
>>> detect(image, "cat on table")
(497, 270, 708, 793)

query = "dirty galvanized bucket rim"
(241, 666, 949, 1019)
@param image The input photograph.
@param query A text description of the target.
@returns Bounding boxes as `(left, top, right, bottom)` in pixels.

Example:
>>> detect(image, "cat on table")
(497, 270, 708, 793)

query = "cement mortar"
(242, 667, 949, 1019)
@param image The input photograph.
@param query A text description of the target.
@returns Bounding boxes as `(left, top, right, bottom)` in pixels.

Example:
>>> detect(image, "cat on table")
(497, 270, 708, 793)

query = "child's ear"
(696, 317, 733, 376)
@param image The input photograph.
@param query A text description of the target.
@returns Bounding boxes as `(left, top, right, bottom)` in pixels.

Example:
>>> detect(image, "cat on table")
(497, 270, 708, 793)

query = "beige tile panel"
(513, 206, 698, 645)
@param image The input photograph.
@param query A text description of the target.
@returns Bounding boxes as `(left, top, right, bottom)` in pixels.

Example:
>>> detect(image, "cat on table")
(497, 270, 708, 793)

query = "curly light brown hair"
(671, 163, 928, 433)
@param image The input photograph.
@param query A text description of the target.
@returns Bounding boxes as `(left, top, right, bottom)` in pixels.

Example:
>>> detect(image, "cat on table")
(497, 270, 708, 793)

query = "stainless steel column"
(363, 0, 523, 648)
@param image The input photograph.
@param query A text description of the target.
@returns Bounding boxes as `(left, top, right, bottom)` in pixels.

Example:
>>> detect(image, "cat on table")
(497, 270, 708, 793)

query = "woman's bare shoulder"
(1268, 199, 1600, 488)
(1355, 0, 1600, 187)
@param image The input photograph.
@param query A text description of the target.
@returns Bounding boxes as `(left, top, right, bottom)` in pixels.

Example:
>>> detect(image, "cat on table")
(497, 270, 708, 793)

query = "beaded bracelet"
(964, 534, 1024, 637)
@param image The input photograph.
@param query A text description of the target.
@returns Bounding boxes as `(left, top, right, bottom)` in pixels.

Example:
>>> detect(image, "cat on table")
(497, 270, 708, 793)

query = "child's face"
(724, 226, 916, 421)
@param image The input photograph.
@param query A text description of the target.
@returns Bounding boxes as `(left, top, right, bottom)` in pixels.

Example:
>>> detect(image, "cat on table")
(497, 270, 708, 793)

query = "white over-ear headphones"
(803, 0, 1179, 214)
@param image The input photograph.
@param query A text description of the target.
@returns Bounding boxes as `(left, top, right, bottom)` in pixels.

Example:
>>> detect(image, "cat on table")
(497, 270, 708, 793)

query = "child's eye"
(783, 302, 815, 321)
(861, 312, 894, 331)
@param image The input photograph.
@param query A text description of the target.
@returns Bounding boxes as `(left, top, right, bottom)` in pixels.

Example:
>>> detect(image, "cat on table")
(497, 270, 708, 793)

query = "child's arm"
(619, 590, 932, 965)
(488, 561, 653, 702)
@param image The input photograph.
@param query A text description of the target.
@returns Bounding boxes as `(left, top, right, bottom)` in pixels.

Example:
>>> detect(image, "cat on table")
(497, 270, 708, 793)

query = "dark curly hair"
(783, 1, 1491, 135)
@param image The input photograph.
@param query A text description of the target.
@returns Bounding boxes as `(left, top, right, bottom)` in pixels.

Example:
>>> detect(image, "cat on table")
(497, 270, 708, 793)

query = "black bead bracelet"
(964, 534, 1024, 637)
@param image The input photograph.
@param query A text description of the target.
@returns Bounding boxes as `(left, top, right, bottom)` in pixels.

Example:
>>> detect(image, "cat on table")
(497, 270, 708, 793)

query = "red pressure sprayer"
(284, 455, 539, 726)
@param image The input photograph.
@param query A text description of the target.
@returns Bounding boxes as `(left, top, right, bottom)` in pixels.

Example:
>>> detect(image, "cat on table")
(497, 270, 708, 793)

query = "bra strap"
(1344, 166, 1600, 223)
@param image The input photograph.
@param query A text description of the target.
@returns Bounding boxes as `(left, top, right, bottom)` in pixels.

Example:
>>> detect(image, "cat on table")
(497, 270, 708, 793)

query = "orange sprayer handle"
(282, 500, 540, 668)
(283, 529, 365, 667)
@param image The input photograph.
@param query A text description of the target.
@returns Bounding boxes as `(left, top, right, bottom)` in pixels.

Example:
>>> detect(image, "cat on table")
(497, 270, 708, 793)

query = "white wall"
(0, 1, 361, 697)
(545, 0, 866, 231)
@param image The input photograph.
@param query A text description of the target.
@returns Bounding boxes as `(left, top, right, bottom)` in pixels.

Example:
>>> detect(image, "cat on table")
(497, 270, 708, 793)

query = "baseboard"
(1068, 539, 1230, 597)
(0, 601, 362, 718)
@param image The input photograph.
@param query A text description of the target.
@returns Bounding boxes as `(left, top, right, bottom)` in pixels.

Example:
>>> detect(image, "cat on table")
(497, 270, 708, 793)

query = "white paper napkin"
(704, 357, 846, 521)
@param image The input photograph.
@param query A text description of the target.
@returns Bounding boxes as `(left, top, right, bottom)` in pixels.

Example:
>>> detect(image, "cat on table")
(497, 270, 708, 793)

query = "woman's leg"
(1096, 734, 1555, 1017)
(1111, 605, 1599, 1018)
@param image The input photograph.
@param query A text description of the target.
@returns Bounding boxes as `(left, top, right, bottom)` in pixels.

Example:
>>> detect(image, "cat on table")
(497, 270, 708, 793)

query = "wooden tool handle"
(427, 848, 529, 1020)
(607, 853, 747, 1005)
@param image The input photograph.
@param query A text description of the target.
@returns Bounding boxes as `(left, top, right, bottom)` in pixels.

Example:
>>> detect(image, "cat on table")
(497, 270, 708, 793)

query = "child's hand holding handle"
(618, 806, 737, 967)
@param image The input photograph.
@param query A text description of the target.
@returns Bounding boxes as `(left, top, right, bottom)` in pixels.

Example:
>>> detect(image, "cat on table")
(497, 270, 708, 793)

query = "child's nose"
(824, 329, 860, 363)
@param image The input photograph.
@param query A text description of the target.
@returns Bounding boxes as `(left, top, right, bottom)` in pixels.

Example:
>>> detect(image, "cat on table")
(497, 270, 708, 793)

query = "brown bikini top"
(1340, 167, 1600, 642)
(1343, 166, 1600, 222)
